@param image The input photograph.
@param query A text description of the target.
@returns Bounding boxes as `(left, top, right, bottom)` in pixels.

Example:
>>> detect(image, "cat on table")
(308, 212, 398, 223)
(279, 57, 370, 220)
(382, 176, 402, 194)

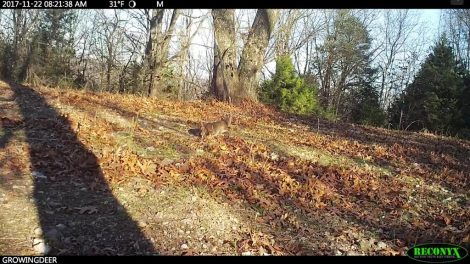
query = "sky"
(421, 9, 443, 39)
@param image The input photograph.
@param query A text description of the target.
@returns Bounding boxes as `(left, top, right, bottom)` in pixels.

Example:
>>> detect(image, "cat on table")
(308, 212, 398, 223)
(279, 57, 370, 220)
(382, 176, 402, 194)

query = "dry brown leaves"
(2, 84, 468, 255)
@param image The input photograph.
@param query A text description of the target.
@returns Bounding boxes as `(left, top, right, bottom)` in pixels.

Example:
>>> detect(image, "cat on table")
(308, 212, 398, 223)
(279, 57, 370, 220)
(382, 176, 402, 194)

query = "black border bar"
(0, 0, 469, 9)
(0, 256, 420, 263)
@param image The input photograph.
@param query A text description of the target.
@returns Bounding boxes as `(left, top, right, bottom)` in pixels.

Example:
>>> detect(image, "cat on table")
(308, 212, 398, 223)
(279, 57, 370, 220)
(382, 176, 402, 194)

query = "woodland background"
(0, 9, 469, 137)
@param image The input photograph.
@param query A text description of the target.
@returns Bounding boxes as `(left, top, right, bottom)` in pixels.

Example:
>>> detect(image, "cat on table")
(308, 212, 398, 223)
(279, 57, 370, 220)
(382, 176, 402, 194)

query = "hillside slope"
(0, 81, 469, 255)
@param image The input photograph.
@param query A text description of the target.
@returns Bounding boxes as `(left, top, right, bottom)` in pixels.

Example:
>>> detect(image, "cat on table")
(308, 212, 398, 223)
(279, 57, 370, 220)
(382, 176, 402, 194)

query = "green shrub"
(279, 85, 318, 115)
(260, 55, 320, 116)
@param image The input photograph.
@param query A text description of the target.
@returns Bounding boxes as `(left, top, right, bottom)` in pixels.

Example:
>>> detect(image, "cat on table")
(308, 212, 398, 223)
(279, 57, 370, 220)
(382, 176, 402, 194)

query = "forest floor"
(0, 81, 469, 255)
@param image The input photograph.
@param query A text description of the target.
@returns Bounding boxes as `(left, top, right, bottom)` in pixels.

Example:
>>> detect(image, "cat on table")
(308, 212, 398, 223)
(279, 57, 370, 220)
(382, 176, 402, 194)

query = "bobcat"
(200, 114, 232, 139)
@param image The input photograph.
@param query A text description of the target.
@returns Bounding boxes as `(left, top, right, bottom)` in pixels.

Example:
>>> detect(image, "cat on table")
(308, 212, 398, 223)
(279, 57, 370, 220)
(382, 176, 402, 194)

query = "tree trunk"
(211, 9, 238, 102)
(323, 35, 336, 110)
(211, 40, 226, 100)
(145, 9, 180, 97)
(238, 9, 279, 102)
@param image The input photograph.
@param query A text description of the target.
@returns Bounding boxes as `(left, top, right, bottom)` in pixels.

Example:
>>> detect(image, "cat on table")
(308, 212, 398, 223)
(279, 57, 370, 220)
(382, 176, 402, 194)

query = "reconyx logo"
(407, 243, 468, 263)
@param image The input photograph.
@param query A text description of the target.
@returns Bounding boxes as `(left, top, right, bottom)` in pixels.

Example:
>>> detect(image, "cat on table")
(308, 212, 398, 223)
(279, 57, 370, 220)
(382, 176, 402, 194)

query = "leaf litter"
(0, 82, 468, 255)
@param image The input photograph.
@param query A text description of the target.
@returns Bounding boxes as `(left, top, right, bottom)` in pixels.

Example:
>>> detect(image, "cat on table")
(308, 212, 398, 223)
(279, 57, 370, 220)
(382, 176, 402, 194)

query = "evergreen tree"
(456, 74, 470, 138)
(260, 55, 320, 115)
(349, 82, 385, 126)
(389, 38, 467, 136)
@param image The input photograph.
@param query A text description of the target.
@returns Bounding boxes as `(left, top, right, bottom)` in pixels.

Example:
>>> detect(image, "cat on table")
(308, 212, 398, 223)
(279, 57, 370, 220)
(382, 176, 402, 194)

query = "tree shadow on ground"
(9, 83, 157, 255)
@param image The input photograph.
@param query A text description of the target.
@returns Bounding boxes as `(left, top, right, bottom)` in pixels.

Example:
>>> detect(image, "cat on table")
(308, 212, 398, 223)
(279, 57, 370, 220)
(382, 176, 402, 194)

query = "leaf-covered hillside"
(0, 81, 469, 255)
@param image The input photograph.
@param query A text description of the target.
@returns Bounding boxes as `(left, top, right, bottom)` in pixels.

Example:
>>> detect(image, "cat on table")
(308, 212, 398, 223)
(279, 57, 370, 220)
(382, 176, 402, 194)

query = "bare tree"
(174, 10, 211, 100)
(1, 10, 40, 81)
(443, 10, 470, 70)
(288, 10, 325, 76)
(98, 11, 125, 91)
(144, 9, 180, 97)
(212, 9, 279, 103)
(308, 10, 375, 114)
(272, 10, 302, 57)
(375, 10, 420, 109)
